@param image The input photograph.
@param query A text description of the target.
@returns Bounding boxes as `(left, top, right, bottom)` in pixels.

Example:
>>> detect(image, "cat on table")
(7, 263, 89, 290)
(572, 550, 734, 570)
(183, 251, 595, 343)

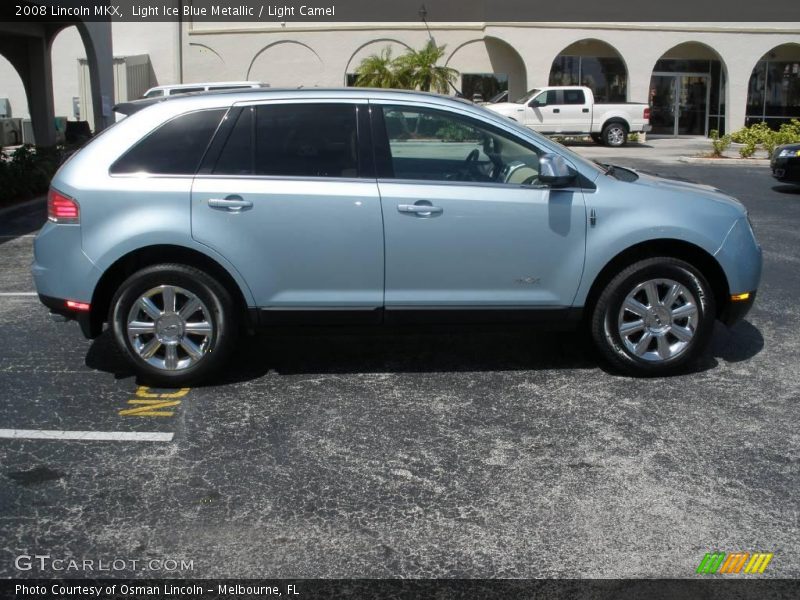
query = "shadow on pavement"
(85, 319, 765, 387)
(772, 184, 800, 195)
(0, 198, 46, 242)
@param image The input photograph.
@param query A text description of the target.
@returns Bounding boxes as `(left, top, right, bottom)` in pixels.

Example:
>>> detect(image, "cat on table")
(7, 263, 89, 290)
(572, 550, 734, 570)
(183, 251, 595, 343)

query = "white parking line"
(0, 429, 174, 442)
(0, 292, 37, 296)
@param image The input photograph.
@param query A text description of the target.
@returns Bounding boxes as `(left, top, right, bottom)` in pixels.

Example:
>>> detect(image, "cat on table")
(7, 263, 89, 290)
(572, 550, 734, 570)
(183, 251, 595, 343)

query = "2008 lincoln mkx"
(33, 88, 762, 385)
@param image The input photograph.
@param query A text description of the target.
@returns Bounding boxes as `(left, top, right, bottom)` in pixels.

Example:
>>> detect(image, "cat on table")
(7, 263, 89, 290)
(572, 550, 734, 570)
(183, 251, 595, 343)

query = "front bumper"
(719, 291, 757, 326)
(770, 156, 800, 183)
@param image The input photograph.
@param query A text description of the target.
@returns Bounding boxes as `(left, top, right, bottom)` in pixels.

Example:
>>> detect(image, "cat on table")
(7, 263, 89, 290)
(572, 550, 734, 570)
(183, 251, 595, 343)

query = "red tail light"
(66, 300, 91, 312)
(643, 107, 651, 121)
(48, 188, 79, 223)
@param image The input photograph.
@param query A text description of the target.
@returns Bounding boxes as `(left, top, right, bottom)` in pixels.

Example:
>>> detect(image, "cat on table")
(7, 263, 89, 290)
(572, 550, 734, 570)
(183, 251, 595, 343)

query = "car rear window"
(110, 109, 226, 175)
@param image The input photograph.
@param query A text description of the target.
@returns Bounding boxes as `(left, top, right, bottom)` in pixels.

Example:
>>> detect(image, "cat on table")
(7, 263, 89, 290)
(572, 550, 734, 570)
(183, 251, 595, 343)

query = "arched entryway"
(445, 37, 527, 102)
(746, 43, 800, 129)
(549, 39, 628, 103)
(649, 42, 727, 136)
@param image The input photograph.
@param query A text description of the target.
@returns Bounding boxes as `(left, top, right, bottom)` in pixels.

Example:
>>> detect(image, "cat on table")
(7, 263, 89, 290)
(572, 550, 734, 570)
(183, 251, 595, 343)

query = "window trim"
(109, 107, 228, 178)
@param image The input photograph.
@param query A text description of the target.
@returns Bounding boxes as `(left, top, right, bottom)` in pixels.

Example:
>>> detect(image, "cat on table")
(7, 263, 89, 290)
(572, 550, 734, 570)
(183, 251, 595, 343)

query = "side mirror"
(538, 154, 576, 188)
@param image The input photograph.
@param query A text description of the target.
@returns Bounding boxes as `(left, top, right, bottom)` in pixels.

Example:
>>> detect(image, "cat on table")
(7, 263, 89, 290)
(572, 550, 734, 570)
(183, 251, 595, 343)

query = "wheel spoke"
(656, 335, 671, 359)
(180, 337, 204, 361)
(128, 320, 155, 335)
(643, 281, 660, 308)
(620, 320, 645, 336)
(179, 296, 203, 319)
(662, 283, 681, 308)
(139, 337, 161, 359)
(623, 297, 649, 318)
(671, 324, 694, 342)
(164, 344, 178, 370)
(184, 321, 212, 335)
(139, 297, 161, 320)
(162, 286, 177, 313)
(634, 331, 653, 356)
(671, 303, 697, 319)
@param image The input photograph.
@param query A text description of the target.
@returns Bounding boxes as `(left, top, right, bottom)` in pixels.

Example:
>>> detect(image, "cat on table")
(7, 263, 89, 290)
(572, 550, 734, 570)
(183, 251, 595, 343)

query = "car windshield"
(515, 89, 540, 104)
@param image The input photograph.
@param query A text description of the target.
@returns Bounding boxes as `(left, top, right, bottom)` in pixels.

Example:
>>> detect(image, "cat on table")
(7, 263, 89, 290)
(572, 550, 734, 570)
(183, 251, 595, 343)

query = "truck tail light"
(643, 107, 651, 121)
(48, 188, 79, 224)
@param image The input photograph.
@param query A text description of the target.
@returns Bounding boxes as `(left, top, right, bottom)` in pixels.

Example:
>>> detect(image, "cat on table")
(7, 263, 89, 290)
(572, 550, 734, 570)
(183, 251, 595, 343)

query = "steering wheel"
(465, 148, 486, 180)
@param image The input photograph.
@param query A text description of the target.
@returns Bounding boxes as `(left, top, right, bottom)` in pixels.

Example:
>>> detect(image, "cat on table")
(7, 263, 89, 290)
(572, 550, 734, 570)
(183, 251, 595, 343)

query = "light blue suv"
(33, 89, 761, 385)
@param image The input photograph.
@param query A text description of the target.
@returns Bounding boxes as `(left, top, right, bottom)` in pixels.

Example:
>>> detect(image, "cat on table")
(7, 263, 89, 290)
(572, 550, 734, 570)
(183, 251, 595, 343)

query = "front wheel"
(110, 264, 237, 386)
(590, 258, 716, 376)
(602, 122, 628, 147)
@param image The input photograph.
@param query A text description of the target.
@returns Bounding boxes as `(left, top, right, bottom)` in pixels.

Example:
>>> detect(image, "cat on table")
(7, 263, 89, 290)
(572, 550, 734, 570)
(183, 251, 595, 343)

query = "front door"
(649, 74, 709, 136)
(191, 101, 384, 310)
(372, 102, 587, 310)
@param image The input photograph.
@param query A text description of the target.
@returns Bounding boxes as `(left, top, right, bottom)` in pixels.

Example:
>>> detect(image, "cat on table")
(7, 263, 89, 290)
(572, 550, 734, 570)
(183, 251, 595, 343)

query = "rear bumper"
(719, 291, 757, 327)
(38, 294, 96, 339)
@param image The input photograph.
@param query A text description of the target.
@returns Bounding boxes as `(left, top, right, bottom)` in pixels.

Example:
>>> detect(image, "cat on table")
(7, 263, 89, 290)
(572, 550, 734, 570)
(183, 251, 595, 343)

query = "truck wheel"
(602, 122, 628, 147)
(110, 264, 237, 386)
(590, 257, 716, 376)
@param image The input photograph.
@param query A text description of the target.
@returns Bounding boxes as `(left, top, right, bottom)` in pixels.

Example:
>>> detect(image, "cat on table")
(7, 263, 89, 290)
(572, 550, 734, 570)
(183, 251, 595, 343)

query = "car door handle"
(582, 108, 590, 113)
(397, 203, 443, 216)
(208, 197, 253, 211)
(552, 108, 560, 113)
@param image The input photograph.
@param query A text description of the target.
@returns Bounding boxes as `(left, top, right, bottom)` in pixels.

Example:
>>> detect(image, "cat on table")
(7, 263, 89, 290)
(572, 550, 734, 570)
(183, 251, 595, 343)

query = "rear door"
(191, 100, 384, 313)
(560, 88, 592, 133)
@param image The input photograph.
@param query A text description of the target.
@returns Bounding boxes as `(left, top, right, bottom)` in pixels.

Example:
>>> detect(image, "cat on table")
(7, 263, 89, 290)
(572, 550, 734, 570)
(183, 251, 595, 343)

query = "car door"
(371, 102, 587, 312)
(525, 89, 561, 133)
(560, 88, 592, 133)
(191, 100, 384, 315)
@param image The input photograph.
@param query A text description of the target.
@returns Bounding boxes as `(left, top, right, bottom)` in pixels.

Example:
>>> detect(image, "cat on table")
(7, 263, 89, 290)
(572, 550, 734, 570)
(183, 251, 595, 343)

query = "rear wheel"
(602, 122, 628, 147)
(110, 264, 237, 386)
(590, 257, 716, 376)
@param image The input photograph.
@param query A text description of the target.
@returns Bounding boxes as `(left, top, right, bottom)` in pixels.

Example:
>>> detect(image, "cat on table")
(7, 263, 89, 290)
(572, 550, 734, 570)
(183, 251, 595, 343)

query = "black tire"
(602, 122, 628, 147)
(590, 257, 716, 376)
(110, 264, 237, 386)
(590, 133, 602, 145)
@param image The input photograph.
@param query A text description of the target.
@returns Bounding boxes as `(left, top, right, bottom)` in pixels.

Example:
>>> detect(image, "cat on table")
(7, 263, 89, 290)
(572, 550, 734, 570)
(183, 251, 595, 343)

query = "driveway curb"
(678, 156, 770, 165)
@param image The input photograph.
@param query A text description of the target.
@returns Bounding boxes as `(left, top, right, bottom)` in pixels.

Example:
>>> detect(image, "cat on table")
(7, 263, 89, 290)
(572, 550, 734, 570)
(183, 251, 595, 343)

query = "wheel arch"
(582, 239, 730, 322)
(601, 117, 630, 133)
(88, 245, 253, 338)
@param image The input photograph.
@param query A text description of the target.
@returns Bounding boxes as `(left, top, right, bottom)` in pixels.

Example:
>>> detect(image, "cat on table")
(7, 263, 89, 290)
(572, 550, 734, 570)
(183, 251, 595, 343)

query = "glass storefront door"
(649, 73, 710, 136)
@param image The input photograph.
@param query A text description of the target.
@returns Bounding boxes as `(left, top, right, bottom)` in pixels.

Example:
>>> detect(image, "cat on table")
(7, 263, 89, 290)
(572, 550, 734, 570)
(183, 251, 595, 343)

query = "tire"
(602, 122, 628, 147)
(590, 257, 716, 376)
(110, 264, 237, 386)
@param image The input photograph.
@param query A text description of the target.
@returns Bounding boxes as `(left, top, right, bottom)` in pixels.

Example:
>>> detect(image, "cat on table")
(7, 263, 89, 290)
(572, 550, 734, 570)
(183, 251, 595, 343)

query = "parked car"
(141, 81, 268, 98)
(34, 89, 761, 385)
(485, 86, 651, 147)
(771, 143, 800, 184)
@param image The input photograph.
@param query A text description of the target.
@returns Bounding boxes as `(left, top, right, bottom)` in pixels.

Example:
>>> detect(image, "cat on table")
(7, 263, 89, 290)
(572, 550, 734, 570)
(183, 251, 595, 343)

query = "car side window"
(530, 90, 560, 107)
(378, 106, 542, 185)
(564, 89, 586, 105)
(213, 107, 254, 175)
(110, 109, 226, 175)
(254, 103, 359, 178)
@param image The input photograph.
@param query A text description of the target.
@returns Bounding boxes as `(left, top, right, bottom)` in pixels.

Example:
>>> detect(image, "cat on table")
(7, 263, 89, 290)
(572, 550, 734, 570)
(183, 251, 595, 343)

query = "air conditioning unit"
(0, 118, 22, 147)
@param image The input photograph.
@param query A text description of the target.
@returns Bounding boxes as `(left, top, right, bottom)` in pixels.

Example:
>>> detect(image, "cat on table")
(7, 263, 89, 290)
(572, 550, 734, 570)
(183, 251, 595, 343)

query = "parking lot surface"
(0, 155, 798, 578)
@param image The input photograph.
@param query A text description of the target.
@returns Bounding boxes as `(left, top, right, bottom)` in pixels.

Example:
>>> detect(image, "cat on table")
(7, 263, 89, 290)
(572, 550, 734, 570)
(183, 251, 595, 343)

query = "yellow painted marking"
(119, 387, 191, 417)
(744, 553, 773, 573)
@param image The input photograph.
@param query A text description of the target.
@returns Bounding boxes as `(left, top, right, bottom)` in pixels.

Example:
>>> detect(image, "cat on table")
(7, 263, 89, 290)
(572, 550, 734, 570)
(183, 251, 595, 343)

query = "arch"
(188, 42, 226, 80)
(745, 43, 800, 129)
(648, 42, 728, 136)
(0, 53, 28, 127)
(246, 40, 323, 87)
(344, 38, 413, 83)
(48, 25, 82, 126)
(445, 37, 527, 101)
(548, 38, 628, 103)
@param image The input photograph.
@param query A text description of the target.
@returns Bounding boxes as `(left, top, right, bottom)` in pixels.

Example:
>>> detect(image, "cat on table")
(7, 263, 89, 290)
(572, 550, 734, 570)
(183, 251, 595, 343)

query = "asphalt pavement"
(0, 148, 798, 578)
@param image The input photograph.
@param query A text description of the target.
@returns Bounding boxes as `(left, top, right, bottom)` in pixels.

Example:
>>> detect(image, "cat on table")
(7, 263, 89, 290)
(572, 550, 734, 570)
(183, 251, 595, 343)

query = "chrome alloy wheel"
(126, 285, 213, 371)
(606, 124, 626, 146)
(617, 278, 699, 362)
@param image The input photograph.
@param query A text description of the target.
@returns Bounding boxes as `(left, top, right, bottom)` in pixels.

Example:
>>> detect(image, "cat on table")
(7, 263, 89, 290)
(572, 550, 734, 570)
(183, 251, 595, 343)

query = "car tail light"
(48, 188, 79, 224)
(643, 107, 651, 121)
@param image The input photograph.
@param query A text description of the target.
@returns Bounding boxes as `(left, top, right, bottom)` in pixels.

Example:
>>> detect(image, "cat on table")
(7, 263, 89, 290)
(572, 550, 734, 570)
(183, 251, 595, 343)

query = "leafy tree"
(354, 41, 459, 94)
(354, 47, 400, 89)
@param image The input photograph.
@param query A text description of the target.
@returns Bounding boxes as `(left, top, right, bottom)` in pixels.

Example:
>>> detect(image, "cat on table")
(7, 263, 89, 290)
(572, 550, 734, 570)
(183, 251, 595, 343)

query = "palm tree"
(354, 47, 399, 88)
(394, 41, 458, 94)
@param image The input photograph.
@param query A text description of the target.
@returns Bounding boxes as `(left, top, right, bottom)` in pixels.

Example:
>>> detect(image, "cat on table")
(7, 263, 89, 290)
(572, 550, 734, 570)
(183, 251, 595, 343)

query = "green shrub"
(726, 120, 800, 159)
(0, 144, 65, 207)
(709, 129, 732, 157)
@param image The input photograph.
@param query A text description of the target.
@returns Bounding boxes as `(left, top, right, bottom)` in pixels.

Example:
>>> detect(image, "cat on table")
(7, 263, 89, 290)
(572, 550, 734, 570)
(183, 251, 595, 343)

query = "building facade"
(1, 21, 799, 138)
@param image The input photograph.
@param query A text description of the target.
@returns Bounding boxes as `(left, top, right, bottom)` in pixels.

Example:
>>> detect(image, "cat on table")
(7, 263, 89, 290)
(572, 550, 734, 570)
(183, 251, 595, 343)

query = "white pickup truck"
(485, 86, 651, 147)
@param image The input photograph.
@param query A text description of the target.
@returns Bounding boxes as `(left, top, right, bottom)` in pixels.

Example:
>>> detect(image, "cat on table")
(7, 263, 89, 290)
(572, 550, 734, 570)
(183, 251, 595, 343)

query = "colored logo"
(696, 552, 773, 574)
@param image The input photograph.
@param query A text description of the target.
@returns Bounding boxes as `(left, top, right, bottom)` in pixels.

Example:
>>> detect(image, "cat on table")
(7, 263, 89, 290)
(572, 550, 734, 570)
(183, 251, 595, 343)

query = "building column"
(77, 21, 115, 133)
(725, 62, 752, 132)
(26, 35, 56, 146)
